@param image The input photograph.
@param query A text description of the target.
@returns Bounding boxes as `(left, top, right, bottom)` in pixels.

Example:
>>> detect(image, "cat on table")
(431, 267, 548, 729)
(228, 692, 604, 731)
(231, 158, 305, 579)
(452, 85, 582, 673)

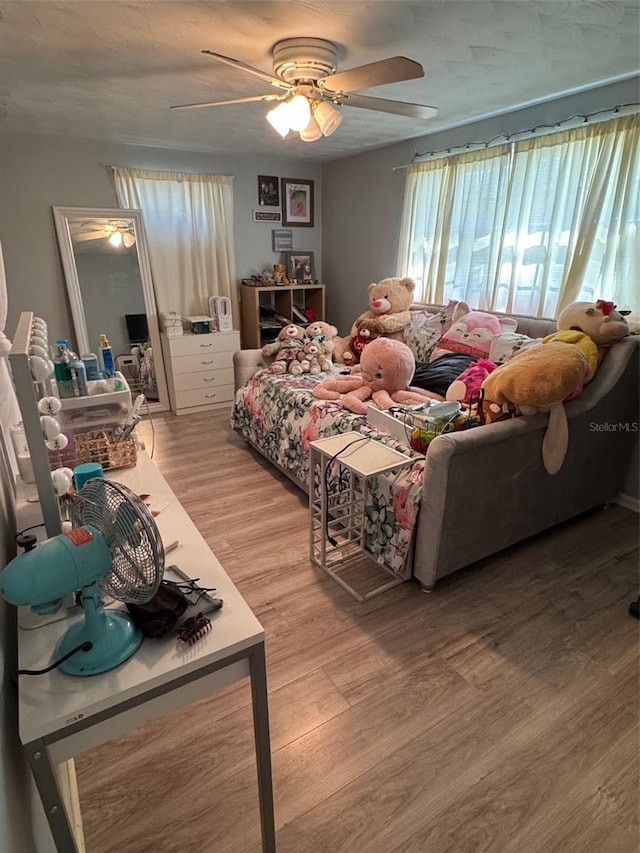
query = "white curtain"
(398, 115, 639, 319)
(0, 241, 21, 478)
(113, 167, 237, 321)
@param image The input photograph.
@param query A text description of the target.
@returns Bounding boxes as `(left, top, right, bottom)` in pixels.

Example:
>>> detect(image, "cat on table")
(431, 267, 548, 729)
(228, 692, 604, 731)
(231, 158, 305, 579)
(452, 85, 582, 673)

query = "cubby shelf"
(240, 283, 326, 349)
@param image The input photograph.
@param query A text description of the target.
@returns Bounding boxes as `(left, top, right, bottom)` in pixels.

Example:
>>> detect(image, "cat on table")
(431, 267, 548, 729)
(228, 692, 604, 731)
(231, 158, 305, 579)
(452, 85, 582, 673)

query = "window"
(398, 115, 639, 318)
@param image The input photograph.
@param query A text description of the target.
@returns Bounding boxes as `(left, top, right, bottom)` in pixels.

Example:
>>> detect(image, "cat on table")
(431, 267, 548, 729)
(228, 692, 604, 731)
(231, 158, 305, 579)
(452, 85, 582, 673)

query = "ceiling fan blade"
(201, 49, 291, 90)
(170, 94, 286, 111)
(321, 57, 423, 93)
(337, 92, 438, 120)
(72, 231, 109, 242)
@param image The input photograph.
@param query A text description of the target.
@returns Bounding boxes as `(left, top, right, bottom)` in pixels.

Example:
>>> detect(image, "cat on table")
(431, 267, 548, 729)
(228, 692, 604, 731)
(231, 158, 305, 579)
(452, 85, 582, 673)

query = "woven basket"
(74, 430, 137, 471)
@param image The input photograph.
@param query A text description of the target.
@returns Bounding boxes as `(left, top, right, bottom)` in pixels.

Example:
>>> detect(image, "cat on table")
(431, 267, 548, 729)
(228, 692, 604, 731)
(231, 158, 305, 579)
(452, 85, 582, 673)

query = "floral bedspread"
(231, 369, 426, 580)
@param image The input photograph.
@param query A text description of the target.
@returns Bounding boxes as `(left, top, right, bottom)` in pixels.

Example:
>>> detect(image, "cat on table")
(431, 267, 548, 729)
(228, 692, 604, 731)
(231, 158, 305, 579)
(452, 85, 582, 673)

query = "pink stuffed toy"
(431, 310, 517, 362)
(312, 337, 441, 415)
(445, 358, 497, 404)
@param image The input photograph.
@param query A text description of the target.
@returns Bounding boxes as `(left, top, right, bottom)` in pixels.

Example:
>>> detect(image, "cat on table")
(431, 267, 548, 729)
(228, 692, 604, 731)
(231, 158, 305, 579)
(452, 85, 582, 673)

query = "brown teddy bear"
(272, 263, 289, 285)
(334, 277, 416, 365)
(261, 323, 307, 374)
(305, 320, 338, 371)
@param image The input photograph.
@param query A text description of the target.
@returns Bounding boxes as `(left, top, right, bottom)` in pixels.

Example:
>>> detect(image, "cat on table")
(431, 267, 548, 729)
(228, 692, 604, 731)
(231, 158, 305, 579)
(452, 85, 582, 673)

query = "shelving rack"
(240, 282, 326, 349)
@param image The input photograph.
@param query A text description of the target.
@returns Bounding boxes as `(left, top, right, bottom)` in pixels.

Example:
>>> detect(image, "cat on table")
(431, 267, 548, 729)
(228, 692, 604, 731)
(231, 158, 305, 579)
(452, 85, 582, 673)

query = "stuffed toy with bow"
(313, 337, 442, 415)
(481, 299, 631, 474)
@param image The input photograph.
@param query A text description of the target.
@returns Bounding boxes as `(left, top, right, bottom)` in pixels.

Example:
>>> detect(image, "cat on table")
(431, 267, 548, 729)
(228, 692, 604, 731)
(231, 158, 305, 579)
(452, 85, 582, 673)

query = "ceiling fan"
(72, 221, 136, 247)
(170, 37, 438, 141)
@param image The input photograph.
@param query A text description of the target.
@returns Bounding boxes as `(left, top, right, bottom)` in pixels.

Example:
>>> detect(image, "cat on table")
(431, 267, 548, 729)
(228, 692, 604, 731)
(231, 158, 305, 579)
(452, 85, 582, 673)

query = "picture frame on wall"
(258, 175, 279, 207)
(281, 178, 314, 227)
(285, 251, 315, 283)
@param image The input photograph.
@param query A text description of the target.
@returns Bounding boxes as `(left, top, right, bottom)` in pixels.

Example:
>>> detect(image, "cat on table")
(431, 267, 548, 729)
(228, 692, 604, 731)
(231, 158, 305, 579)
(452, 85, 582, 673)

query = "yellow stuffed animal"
(481, 300, 630, 474)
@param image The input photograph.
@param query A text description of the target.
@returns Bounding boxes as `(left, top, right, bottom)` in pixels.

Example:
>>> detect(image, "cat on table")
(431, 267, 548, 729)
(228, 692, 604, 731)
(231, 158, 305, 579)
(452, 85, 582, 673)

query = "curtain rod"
(391, 102, 639, 171)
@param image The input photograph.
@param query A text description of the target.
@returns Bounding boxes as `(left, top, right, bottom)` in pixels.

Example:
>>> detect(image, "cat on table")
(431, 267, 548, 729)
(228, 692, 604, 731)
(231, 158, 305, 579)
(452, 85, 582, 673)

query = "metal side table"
(309, 431, 413, 602)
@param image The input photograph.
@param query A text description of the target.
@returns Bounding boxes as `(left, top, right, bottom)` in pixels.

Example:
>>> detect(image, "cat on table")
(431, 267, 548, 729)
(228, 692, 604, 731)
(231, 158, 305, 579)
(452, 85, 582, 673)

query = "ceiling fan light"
(109, 230, 123, 248)
(266, 101, 290, 137)
(286, 94, 311, 132)
(299, 114, 322, 142)
(122, 231, 136, 248)
(315, 101, 343, 137)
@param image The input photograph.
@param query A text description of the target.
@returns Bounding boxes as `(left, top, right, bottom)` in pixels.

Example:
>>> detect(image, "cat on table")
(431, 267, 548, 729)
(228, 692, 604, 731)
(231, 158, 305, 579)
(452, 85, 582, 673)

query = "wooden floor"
(75, 410, 640, 853)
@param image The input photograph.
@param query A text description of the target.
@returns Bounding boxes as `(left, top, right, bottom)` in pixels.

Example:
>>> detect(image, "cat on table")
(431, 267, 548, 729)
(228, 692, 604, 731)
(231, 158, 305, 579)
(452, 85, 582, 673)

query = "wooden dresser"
(160, 330, 240, 415)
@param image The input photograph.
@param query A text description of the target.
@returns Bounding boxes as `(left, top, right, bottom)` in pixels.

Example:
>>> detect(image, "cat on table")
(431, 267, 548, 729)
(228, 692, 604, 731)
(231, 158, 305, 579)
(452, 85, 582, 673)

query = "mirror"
(52, 206, 169, 410)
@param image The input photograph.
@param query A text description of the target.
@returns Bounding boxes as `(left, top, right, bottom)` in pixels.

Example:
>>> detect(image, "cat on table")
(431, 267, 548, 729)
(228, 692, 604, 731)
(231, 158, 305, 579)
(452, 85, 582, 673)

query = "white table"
(15, 452, 275, 852)
(309, 432, 413, 602)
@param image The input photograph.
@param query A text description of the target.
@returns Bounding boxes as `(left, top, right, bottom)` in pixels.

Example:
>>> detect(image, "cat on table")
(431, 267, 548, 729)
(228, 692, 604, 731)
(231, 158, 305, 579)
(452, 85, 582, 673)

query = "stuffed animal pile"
(480, 299, 631, 473)
(261, 321, 338, 375)
(334, 277, 416, 365)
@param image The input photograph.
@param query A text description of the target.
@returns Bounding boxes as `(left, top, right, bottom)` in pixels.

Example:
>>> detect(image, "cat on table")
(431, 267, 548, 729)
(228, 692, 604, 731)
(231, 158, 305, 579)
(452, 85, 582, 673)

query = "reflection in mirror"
(52, 206, 169, 411)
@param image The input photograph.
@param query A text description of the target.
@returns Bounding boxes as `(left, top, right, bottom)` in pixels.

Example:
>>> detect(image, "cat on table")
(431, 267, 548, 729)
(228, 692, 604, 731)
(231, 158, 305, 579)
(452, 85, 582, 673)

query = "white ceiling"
(1, 0, 638, 162)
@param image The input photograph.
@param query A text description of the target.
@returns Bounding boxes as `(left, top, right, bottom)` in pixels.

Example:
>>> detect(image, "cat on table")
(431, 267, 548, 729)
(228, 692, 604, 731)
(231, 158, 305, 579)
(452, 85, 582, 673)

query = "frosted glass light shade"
(287, 94, 311, 131)
(315, 101, 343, 137)
(300, 114, 322, 142)
(266, 101, 291, 137)
(122, 231, 136, 248)
(109, 230, 123, 247)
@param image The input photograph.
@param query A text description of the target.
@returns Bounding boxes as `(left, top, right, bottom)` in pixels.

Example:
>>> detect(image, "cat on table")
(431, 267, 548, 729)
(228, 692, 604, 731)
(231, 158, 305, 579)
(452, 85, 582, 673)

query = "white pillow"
(489, 331, 540, 364)
(403, 300, 470, 363)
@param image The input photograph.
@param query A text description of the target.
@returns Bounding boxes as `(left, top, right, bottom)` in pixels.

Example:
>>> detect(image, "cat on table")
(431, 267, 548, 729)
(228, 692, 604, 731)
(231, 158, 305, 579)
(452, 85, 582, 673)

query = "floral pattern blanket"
(231, 369, 426, 580)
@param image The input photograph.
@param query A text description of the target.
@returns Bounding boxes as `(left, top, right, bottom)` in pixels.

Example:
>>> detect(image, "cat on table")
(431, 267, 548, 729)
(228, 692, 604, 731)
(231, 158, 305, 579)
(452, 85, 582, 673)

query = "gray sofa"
(232, 308, 639, 590)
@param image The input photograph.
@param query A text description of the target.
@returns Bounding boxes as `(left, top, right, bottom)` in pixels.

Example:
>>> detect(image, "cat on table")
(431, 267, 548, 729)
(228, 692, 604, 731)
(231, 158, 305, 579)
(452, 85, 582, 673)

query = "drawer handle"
(203, 377, 215, 382)
(201, 360, 214, 365)
(200, 343, 213, 348)
(205, 393, 217, 399)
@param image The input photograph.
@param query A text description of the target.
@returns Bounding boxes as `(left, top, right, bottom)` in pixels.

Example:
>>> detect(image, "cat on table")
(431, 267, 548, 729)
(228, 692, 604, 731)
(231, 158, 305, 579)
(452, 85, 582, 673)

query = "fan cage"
(72, 480, 164, 604)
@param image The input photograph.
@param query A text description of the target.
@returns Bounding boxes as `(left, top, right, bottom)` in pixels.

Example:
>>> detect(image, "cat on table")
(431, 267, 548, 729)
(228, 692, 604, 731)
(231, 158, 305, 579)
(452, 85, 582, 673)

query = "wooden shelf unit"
(240, 283, 326, 349)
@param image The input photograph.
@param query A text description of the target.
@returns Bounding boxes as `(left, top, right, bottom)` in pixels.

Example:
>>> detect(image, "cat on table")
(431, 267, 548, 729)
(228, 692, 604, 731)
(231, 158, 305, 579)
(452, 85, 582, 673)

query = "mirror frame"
(52, 205, 169, 411)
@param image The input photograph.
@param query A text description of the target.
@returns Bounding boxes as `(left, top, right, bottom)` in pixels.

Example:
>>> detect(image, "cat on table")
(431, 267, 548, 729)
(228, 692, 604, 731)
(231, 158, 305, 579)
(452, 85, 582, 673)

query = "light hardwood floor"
(75, 410, 639, 853)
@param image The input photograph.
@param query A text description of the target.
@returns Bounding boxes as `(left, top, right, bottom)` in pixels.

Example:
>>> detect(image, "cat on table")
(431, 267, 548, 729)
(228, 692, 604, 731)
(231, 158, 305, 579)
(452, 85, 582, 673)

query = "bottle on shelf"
(52, 339, 77, 399)
(80, 352, 100, 381)
(71, 358, 89, 396)
(99, 333, 115, 378)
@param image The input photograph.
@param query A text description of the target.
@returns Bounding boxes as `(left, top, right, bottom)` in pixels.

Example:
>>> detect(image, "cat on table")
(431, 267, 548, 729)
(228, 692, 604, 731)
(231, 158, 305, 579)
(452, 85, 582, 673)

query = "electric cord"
(323, 435, 371, 547)
(15, 523, 45, 540)
(17, 641, 93, 676)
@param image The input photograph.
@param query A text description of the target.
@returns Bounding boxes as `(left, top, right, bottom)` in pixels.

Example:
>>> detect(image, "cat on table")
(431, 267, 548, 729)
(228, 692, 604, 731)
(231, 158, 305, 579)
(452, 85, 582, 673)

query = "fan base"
(272, 37, 338, 83)
(55, 610, 143, 676)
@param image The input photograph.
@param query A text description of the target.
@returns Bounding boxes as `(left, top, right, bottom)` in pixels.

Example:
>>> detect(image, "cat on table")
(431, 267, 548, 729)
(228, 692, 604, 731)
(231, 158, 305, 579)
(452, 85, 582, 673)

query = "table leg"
(27, 740, 79, 852)
(249, 641, 276, 853)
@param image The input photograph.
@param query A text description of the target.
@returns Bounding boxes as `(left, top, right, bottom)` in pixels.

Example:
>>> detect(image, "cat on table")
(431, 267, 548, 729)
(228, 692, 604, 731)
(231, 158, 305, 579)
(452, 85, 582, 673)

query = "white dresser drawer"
(172, 352, 233, 375)
(175, 384, 235, 409)
(173, 368, 233, 392)
(166, 331, 239, 358)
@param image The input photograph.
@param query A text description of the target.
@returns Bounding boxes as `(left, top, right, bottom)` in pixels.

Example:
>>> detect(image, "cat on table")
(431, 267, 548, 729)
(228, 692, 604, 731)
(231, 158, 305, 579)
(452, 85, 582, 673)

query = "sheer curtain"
(113, 167, 237, 321)
(398, 115, 639, 318)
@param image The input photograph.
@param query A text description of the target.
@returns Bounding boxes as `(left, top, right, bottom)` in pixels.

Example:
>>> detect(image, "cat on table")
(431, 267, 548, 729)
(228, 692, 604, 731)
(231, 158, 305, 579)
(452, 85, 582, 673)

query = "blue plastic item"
(81, 352, 100, 381)
(99, 334, 115, 377)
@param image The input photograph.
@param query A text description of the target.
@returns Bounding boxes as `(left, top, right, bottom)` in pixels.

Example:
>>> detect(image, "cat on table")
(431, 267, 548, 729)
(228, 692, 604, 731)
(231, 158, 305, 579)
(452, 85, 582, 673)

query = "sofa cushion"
(403, 300, 470, 362)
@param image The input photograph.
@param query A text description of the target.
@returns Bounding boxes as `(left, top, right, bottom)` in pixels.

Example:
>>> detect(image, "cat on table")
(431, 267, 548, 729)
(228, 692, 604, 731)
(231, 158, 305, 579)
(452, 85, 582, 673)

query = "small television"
(125, 313, 149, 345)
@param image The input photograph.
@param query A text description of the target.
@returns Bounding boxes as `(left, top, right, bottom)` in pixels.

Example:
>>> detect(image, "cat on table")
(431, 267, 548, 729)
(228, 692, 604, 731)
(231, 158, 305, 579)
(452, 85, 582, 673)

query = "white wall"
(0, 133, 322, 352)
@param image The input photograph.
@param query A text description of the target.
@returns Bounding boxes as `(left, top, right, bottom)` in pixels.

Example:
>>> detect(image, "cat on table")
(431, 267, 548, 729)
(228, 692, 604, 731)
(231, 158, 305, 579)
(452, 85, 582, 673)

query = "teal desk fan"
(0, 480, 164, 676)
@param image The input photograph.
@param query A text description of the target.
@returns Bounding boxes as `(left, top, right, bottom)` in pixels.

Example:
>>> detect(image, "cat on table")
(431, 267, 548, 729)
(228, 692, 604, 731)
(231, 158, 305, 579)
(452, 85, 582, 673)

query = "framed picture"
(285, 251, 315, 284)
(281, 178, 314, 227)
(272, 229, 293, 251)
(252, 210, 281, 223)
(258, 175, 279, 207)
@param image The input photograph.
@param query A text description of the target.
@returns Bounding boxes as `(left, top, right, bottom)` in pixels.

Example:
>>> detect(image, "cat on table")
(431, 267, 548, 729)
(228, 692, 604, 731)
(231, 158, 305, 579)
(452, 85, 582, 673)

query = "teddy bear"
(296, 339, 324, 375)
(305, 321, 338, 371)
(261, 323, 308, 374)
(333, 276, 417, 366)
(272, 263, 289, 285)
(480, 299, 630, 474)
(312, 337, 442, 415)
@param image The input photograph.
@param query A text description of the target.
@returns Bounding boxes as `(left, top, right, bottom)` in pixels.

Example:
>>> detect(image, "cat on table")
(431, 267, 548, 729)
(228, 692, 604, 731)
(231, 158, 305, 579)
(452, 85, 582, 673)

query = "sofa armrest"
(233, 349, 266, 392)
